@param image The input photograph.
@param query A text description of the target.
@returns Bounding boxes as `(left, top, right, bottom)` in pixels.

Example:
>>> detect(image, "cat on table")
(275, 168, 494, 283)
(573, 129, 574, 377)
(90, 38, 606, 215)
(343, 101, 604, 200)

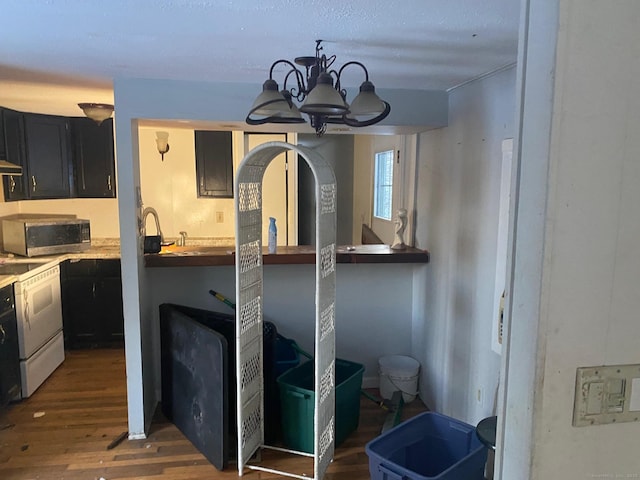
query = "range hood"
(0, 159, 22, 175)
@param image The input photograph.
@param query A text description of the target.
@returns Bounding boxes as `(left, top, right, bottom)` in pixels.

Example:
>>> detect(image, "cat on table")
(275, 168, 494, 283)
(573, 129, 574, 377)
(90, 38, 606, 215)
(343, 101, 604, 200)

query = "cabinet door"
(2, 109, 28, 201)
(62, 277, 101, 348)
(0, 107, 6, 160)
(99, 276, 124, 342)
(61, 259, 124, 348)
(24, 114, 71, 199)
(0, 304, 21, 406)
(195, 130, 234, 198)
(71, 118, 116, 198)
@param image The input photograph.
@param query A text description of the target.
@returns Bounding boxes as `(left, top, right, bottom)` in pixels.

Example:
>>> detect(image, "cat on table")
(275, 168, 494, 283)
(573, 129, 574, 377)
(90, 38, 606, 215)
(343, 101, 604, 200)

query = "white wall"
(138, 126, 242, 242)
(297, 134, 354, 245)
(500, 1, 640, 478)
(8, 198, 119, 237)
(0, 197, 19, 217)
(148, 263, 418, 391)
(0, 184, 119, 239)
(413, 66, 516, 424)
(353, 135, 375, 244)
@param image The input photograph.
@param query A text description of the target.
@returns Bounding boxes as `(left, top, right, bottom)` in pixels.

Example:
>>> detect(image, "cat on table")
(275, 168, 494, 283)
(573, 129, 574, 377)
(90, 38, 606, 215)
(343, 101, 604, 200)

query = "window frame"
(372, 149, 395, 221)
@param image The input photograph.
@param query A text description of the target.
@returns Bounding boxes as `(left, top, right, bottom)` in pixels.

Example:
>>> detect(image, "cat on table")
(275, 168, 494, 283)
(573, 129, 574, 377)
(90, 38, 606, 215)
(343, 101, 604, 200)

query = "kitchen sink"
(158, 248, 205, 256)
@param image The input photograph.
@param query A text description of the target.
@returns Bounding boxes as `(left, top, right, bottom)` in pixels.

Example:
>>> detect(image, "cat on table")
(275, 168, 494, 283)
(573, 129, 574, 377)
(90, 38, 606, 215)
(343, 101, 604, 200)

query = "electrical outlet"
(216, 212, 224, 223)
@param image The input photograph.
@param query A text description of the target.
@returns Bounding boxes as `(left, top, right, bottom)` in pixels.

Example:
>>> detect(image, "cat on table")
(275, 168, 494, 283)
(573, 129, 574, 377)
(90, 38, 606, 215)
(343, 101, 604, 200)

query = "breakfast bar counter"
(143, 244, 430, 267)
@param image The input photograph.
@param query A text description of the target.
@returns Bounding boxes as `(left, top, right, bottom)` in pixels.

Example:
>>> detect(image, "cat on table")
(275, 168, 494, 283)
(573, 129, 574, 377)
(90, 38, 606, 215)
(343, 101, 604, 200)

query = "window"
(373, 149, 394, 220)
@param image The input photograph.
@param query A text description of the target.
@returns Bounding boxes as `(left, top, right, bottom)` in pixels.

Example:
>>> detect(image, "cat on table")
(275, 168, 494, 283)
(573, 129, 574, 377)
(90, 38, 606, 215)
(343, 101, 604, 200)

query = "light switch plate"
(573, 364, 640, 427)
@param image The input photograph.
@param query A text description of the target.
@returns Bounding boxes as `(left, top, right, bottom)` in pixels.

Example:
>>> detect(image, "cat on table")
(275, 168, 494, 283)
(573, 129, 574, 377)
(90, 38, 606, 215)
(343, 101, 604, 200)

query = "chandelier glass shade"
(246, 40, 390, 135)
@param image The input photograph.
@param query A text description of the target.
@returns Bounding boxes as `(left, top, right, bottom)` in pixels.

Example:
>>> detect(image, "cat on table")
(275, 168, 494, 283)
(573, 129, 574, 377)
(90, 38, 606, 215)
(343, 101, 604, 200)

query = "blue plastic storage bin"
(365, 412, 487, 480)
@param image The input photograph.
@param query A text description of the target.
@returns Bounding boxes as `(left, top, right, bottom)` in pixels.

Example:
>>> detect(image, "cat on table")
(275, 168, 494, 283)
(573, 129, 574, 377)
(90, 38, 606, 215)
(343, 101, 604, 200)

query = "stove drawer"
(20, 330, 65, 398)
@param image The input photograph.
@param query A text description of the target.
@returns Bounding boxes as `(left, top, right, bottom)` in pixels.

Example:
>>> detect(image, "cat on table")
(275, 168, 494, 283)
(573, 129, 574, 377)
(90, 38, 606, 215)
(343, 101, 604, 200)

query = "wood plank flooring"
(0, 349, 427, 480)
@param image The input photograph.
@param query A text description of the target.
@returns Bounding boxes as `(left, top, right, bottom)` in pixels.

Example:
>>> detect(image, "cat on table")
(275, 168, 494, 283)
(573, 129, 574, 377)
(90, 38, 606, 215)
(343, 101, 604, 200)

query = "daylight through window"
(373, 149, 394, 220)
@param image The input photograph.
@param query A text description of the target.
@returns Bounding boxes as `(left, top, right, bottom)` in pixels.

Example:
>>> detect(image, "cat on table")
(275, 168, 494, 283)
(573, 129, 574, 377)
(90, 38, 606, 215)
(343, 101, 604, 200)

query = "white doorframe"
(495, 0, 558, 478)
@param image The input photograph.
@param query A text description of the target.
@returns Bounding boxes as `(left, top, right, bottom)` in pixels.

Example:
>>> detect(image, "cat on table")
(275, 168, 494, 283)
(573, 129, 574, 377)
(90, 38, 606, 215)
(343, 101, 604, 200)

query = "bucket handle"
(380, 372, 419, 397)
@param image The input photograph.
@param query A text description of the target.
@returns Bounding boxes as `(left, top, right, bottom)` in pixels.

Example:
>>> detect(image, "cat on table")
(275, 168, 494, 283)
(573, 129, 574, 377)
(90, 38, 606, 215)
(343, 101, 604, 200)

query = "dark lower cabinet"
(0, 284, 20, 408)
(61, 259, 124, 349)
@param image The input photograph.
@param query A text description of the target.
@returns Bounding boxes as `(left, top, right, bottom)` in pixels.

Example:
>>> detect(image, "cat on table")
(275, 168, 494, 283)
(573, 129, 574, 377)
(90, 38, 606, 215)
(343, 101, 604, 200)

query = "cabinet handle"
(9, 176, 16, 193)
(31, 176, 37, 192)
(0, 324, 5, 345)
(92, 282, 96, 298)
(107, 175, 112, 191)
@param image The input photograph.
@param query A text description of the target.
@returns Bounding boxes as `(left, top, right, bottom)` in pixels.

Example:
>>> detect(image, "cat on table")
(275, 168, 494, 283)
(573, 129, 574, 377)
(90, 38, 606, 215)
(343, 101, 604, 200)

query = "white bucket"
(378, 355, 420, 403)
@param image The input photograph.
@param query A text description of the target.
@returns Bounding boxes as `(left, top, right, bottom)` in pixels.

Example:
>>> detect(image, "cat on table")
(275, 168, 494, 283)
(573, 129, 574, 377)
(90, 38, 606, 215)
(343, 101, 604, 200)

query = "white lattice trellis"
(234, 142, 337, 480)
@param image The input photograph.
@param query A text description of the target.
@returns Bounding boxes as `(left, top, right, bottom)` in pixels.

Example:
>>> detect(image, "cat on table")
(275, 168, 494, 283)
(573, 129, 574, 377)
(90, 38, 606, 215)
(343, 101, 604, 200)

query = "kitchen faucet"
(177, 231, 188, 247)
(142, 207, 164, 244)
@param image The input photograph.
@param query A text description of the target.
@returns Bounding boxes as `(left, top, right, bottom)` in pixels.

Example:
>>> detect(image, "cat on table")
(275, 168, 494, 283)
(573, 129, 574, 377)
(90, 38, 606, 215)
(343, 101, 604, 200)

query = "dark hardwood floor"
(0, 349, 427, 480)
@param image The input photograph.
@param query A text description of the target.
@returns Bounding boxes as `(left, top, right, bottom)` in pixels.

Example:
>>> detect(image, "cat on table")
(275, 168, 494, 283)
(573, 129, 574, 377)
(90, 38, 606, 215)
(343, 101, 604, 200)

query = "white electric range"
(0, 261, 64, 398)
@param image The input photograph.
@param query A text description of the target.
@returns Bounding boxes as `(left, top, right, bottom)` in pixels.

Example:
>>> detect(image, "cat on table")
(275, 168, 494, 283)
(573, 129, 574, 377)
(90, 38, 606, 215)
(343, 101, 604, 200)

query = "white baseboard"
(362, 376, 380, 389)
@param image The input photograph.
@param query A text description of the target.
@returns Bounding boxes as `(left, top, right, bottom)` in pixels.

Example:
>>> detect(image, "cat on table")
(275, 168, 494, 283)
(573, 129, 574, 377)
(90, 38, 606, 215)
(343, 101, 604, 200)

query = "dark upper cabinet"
(195, 130, 234, 198)
(0, 108, 5, 159)
(1, 107, 117, 201)
(70, 117, 116, 198)
(23, 113, 71, 199)
(2, 109, 28, 201)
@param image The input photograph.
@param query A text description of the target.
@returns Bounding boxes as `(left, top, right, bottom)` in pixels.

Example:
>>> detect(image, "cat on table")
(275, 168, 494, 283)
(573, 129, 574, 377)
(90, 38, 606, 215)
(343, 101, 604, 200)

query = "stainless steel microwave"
(2, 217, 91, 257)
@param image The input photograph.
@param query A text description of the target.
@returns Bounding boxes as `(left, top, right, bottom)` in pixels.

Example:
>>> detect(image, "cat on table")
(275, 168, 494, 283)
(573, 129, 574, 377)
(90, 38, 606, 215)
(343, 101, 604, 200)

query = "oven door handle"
(23, 292, 30, 330)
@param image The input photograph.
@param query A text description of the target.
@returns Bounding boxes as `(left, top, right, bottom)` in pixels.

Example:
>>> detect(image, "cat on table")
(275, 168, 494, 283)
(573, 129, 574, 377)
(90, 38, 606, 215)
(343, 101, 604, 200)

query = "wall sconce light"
(77, 103, 114, 125)
(156, 131, 170, 161)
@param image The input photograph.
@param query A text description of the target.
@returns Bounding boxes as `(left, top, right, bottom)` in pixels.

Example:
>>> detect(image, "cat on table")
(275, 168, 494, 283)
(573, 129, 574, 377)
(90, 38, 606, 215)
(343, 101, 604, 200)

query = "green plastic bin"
(277, 358, 364, 453)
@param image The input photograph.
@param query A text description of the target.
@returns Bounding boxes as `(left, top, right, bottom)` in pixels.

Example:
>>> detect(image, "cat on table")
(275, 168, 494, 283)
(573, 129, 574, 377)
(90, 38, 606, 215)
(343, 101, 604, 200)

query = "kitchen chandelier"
(246, 40, 391, 136)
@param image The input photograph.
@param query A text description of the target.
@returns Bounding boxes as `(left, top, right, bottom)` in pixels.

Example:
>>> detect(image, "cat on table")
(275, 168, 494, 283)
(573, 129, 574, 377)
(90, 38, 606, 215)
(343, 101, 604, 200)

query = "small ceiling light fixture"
(156, 131, 170, 161)
(246, 40, 390, 136)
(77, 103, 114, 125)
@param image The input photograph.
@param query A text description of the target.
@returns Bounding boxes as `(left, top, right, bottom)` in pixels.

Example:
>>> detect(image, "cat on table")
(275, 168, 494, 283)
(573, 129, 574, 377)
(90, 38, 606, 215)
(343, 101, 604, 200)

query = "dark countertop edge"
(144, 245, 430, 268)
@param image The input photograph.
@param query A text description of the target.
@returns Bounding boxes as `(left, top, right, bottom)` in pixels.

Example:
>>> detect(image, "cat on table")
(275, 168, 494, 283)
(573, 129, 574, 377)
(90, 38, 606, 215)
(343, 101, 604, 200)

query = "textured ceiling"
(0, 0, 520, 116)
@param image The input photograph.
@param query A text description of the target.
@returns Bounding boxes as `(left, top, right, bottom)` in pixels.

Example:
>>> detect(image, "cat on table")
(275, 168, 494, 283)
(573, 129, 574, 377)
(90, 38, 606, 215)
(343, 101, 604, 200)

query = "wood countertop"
(144, 244, 430, 267)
